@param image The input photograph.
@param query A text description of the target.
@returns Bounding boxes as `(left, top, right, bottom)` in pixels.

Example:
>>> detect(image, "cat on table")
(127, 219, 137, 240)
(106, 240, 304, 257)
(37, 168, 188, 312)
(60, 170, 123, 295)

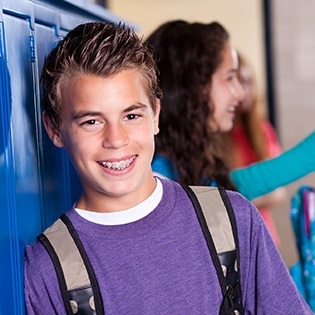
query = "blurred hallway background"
(107, 0, 315, 267)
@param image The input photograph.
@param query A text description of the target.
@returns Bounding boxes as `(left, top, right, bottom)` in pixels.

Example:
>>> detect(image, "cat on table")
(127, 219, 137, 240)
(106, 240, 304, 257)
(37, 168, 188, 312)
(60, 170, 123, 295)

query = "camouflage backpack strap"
(181, 185, 244, 315)
(37, 214, 104, 315)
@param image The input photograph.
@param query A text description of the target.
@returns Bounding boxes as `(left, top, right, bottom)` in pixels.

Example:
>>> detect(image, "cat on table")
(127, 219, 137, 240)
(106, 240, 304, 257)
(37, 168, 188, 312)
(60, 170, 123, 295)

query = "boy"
(24, 22, 313, 314)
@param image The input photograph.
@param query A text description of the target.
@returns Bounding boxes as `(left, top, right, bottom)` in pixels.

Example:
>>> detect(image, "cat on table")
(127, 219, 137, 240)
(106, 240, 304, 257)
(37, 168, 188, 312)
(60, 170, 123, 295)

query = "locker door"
(0, 4, 41, 314)
(34, 14, 75, 229)
(0, 1, 130, 313)
(0, 18, 22, 315)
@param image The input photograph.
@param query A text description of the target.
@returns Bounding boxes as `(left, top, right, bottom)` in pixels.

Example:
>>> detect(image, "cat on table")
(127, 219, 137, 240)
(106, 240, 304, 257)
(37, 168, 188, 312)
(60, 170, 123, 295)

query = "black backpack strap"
(37, 214, 104, 315)
(181, 184, 244, 314)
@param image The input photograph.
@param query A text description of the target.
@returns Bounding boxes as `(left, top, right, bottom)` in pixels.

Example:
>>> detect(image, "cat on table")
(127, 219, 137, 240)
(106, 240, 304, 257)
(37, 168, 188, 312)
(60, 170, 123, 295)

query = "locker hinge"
(29, 34, 36, 63)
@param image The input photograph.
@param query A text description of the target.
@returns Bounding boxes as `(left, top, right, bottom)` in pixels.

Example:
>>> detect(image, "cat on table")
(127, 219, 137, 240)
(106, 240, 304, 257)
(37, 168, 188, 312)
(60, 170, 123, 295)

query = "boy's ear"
(154, 99, 161, 136)
(42, 112, 64, 148)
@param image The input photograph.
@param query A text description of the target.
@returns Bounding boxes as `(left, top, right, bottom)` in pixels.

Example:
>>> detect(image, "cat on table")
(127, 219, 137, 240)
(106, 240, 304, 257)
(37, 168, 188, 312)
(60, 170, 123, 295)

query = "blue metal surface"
(1, 8, 42, 314)
(0, 18, 22, 315)
(0, 0, 129, 313)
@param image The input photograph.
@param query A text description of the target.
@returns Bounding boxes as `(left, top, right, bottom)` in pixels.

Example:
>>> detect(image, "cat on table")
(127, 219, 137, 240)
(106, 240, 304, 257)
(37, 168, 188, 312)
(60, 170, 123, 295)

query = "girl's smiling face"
(209, 42, 245, 132)
(44, 69, 160, 212)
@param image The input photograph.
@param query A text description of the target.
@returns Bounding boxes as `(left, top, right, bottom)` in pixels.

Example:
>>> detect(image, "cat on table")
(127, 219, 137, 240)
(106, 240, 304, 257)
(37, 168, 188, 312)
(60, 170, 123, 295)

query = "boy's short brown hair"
(41, 22, 162, 128)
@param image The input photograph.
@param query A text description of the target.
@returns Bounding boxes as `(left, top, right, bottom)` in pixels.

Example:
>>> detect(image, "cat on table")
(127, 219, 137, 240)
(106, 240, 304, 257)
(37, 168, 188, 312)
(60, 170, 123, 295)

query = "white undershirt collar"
(75, 178, 163, 226)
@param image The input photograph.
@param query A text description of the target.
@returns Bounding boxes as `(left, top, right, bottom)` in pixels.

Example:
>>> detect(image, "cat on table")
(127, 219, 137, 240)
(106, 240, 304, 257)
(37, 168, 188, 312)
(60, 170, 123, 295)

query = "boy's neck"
(76, 176, 158, 213)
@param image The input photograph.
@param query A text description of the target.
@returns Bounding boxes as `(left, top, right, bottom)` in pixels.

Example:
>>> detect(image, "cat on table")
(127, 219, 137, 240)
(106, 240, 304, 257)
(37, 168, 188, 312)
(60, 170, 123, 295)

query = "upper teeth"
(100, 156, 136, 170)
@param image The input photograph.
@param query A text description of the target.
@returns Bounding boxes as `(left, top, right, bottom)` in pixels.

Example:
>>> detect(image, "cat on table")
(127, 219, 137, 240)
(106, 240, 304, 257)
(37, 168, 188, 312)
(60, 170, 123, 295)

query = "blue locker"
(1, 3, 41, 314)
(33, 5, 78, 231)
(0, 0, 128, 313)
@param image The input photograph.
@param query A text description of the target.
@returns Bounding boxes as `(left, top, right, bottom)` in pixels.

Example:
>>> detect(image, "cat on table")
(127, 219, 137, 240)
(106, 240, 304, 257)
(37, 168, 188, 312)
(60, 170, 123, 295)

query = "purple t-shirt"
(24, 178, 313, 314)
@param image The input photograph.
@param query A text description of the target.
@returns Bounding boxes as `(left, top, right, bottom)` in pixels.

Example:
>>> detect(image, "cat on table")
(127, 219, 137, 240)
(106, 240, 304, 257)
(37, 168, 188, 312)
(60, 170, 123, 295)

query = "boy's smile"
(98, 155, 136, 171)
(45, 69, 160, 212)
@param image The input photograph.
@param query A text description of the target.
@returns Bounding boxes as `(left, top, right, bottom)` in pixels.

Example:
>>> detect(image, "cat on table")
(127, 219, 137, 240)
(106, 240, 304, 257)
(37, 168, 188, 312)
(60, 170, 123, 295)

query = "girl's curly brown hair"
(146, 20, 235, 189)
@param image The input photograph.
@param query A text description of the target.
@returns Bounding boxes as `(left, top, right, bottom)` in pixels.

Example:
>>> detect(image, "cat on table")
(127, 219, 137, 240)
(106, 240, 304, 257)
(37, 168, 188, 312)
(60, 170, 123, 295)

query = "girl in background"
(147, 20, 313, 245)
(147, 20, 245, 189)
(224, 53, 286, 244)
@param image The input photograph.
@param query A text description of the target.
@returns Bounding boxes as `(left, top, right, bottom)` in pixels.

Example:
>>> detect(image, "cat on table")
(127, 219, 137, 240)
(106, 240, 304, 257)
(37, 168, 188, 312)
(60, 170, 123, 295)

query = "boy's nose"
(102, 123, 129, 149)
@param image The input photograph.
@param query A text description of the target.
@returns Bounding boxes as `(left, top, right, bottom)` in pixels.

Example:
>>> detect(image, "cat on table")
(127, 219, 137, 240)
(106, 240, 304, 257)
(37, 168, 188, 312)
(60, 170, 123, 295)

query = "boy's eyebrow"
(72, 111, 103, 120)
(71, 103, 149, 120)
(122, 103, 148, 113)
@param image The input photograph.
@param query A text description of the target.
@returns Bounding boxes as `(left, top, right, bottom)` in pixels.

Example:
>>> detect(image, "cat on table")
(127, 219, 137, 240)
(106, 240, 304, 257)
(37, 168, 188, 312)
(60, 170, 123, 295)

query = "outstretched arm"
(230, 131, 315, 200)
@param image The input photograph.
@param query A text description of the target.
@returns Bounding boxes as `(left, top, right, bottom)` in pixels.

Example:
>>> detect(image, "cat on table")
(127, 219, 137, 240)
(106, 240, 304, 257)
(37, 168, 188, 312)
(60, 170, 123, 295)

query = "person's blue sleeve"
(230, 131, 315, 200)
(151, 154, 179, 181)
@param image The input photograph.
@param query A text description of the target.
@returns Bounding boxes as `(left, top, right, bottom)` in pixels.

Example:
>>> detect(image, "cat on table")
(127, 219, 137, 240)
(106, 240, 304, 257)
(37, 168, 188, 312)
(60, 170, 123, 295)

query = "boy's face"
(44, 69, 160, 212)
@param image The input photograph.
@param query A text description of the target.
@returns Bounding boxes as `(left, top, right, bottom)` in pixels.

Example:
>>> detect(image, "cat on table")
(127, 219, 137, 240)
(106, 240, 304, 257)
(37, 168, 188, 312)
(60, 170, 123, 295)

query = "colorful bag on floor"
(290, 185, 315, 311)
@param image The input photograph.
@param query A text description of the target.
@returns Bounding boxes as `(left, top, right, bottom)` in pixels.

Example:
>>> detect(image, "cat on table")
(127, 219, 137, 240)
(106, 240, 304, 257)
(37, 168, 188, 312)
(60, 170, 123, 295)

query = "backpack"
(290, 185, 315, 312)
(38, 185, 244, 315)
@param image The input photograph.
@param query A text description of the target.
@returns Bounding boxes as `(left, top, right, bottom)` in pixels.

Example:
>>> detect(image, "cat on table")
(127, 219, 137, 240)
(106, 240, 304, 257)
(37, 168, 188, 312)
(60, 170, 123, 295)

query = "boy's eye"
(84, 119, 98, 125)
(125, 114, 139, 120)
